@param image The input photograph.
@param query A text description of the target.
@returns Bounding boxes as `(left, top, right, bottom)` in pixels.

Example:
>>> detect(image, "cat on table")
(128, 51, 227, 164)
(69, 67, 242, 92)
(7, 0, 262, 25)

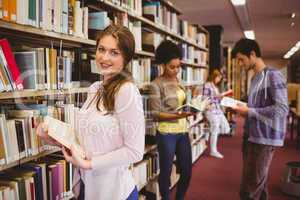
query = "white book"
(220, 97, 247, 108)
(16, 0, 25, 24)
(177, 97, 209, 113)
(74, 1, 83, 37)
(83, 7, 89, 39)
(43, 116, 85, 158)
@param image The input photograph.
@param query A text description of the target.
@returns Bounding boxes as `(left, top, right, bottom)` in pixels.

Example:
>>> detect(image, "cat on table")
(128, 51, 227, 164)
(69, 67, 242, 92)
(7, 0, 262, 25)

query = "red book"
(0, 39, 23, 90)
(30, 180, 36, 200)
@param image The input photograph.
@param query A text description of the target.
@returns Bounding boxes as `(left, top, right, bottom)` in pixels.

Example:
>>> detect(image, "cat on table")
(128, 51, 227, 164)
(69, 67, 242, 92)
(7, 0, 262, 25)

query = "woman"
(149, 40, 195, 200)
(203, 69, 231, 159)
(37, 25, 145, 200)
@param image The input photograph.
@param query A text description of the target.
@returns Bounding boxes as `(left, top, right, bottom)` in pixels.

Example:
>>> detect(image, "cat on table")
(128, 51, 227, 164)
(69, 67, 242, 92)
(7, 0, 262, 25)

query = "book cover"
(14, 51, 38, 90)
(0, 39, 23, 90)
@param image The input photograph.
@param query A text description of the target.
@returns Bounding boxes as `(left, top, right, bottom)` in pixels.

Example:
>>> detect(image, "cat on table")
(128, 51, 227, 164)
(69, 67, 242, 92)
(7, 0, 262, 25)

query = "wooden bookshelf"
(0, 20, 96, 47)
(160, 0, 182, 14)
(135, 50, 155, 57)
(181, 60, 208, 68)
(89, 0, 208, 51)
(0, 87, 89, 99)
(0, 148, 61, 172)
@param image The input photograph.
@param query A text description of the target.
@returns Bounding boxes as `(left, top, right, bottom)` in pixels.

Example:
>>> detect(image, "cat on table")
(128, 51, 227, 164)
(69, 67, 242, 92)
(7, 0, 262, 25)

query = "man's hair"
(232, 38, 261, 58)
(155, 40, 182, 64)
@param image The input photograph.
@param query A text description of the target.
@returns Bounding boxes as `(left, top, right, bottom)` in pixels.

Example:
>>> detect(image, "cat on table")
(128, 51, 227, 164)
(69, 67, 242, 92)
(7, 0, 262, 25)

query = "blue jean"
(157, 132, 192, 200)
(126, 187, 138, 200)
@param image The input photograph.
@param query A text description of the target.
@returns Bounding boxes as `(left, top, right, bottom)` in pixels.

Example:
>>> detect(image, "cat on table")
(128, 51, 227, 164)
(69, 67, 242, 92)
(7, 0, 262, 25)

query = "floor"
(171, 117, 300, 200)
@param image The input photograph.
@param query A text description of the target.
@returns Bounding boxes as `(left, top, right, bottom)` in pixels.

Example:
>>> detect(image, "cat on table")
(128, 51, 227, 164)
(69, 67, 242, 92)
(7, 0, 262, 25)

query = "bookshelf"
(181, 60, 208, 68)
(0, 87, 89, 100)
(0, 147, 61, 172)
(0, 20, 96, 47)
(89, 0, 208, 51)
(0, 0, 209, 199)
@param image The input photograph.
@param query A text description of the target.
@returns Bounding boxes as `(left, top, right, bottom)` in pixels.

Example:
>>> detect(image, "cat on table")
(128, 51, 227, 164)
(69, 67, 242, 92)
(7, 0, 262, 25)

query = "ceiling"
(169, 0, 300, 60)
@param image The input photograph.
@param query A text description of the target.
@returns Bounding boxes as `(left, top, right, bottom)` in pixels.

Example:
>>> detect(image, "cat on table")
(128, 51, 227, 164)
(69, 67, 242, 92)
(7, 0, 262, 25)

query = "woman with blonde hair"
(37, 24, 145, 200)
(203, 69, 231, 158)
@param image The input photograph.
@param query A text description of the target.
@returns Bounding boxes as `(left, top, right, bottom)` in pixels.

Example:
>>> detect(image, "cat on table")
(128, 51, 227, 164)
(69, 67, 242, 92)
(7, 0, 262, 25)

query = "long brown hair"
(95, 24, 135, 112)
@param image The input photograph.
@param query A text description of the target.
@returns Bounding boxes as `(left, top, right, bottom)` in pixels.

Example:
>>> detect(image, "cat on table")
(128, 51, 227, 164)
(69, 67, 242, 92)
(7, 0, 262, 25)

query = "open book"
(177, 97, 210, 113)
(43, 116, 85, 158)
(220, 97, 247, 108)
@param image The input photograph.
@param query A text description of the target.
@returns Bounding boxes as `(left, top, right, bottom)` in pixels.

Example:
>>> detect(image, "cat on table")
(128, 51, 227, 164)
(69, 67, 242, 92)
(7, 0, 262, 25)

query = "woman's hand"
(177, 111, 197, 118)
(36, 122, 61, 146)
(231, 103, 249, 117)
(221, 89, 233, 97)
(62, 145, 92, 170)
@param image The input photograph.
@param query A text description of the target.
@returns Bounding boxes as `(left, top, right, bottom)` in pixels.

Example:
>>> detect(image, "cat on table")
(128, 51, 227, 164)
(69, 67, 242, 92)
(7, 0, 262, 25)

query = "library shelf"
(0, 20, 96, 47)
(181, 60, 208, 68)
(0, 148, 61, 172)
(89, 0, 208, 51)
(0, 87, 89, 100)
(135, 50, 155, 57)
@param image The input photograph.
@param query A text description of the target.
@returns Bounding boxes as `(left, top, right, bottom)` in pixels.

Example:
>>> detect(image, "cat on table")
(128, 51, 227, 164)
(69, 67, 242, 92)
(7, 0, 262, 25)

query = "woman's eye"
(98, 47, 105, 52)
(111, 51, 119, 56)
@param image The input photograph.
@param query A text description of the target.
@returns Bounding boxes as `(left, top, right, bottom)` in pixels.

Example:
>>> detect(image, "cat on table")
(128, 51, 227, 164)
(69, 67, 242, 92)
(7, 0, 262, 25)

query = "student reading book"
(202, 69, 231, 159)
(149, 40, 195, 200)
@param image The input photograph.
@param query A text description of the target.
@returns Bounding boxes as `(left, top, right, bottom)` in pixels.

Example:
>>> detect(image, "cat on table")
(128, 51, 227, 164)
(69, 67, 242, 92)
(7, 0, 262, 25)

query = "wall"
(264, 58, 288, 81)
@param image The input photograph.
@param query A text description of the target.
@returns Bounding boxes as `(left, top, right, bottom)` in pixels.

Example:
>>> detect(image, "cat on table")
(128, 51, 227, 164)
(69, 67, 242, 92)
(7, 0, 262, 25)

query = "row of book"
(96, 1, 207, 51)
(181, 44, 208, 66)
(0, 153, 73, 200)
(129, 59, 207, 86)
(0, 0, 89, 39)
(129, 58, 151, 85)
(101, 0, 143, 17)
(0, 38, 79, 91)
(0, 103, 78, 165)
(181, 67, 207, 85)
(132, 151, 160, 191)
(142, 163, 179, 199)
(141, 0, 207, 47)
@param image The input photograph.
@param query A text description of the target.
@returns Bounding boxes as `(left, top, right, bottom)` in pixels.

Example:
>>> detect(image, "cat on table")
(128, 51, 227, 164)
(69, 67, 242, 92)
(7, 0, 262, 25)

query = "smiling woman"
(37, 24, 145, 200)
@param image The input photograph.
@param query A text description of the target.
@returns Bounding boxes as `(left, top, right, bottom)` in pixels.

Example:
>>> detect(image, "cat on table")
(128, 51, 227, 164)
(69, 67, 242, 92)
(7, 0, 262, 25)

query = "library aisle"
(171, 117, 299, 200)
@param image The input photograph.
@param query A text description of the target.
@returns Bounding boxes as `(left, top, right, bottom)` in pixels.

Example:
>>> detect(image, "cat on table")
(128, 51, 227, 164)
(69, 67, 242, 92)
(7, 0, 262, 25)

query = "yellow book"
(8, 0, 16, 22)
(2, 0, 9, 21)
(49, 48, 57, 89)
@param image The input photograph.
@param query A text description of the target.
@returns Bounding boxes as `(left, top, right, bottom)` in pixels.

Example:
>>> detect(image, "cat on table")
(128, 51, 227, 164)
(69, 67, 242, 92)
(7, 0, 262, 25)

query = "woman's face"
(96, 35, 125, 79)
(164, 58, 181, 78)
(214, 75, 222, 84)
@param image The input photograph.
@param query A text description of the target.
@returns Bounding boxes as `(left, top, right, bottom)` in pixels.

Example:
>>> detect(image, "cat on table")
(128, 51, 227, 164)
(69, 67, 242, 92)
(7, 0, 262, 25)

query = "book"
(0, 39, 24, 90)
(177, 97, 209, 113)
(220, 97, 247, 108)
(43, 116, 85, 158)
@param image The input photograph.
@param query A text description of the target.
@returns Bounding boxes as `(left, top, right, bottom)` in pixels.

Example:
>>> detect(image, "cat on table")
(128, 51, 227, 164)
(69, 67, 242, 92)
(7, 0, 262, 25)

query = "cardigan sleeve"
(91, 82, 145, 170)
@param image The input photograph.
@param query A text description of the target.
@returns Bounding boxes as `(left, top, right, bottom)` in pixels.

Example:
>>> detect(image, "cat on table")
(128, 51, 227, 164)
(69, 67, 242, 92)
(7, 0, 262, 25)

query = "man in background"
(232, 38, 288, 200)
